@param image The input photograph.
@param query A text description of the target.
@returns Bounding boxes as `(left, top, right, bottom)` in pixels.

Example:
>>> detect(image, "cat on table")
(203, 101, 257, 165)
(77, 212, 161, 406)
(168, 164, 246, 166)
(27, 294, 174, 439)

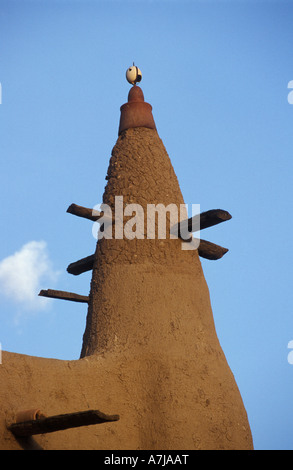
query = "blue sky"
(1, 0, 293, 450)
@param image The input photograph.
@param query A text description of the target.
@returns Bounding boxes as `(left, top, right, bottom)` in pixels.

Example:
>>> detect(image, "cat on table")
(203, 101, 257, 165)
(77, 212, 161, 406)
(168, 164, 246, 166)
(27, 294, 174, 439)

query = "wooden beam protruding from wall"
(67, 203, 101, 221)
(67, 237, 228, 276)
(181, 209, 232, 233)
(66, 204, 230, 268)
(39, 289, 89, 303)
(8, 409, 120, 437)
(67, 204, 231, 233)
(67, 254, 95, 275)
(197, 239, 228, 260)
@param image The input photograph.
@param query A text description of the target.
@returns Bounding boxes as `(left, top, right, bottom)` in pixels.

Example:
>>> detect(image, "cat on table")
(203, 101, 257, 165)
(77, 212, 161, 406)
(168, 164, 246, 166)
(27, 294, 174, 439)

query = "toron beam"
(67, 203, 101, 221)
(67, 255, 95, 276)
(39, 289, 89, 303)
(66, 237, 227, 276)
(67, 205, 231, 232)
(179, 209, 232, 235)
(8, 410, 120, 437)
(66, 208, 230, 272)
(193, 208, 232, 231)
(197, 239, 229, 260)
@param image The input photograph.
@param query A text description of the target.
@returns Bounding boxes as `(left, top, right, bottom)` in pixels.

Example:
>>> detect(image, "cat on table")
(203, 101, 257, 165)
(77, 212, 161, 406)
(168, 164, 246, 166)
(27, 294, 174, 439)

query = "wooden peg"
(8, 409, 120, 437)
(39, 289, 89, 303)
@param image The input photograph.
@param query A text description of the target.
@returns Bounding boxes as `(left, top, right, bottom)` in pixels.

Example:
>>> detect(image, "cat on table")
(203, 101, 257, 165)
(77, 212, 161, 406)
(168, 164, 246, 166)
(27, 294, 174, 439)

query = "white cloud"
(0, 241, 60, 312)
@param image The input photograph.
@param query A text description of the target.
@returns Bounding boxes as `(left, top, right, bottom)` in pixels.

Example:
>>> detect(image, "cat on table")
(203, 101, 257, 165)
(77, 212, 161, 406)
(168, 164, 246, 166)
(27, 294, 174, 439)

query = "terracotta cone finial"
(118, 85, 156, 135)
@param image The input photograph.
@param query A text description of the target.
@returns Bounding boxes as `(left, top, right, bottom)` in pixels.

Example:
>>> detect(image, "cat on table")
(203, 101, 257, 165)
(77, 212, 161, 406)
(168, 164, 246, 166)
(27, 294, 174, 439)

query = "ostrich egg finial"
(126, 63, 142, 85)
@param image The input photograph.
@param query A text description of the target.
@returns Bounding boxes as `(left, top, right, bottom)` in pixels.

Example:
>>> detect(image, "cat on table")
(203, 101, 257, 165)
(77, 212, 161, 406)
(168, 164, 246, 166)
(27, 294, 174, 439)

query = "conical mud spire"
(81, 86, 193, 356)
(77, 70, 253, 449)
(0, 66, 253, 451)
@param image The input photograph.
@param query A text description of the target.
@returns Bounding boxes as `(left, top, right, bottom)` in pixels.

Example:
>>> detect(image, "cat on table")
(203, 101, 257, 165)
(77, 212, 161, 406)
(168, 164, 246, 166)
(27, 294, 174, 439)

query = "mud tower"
(0, 66, 253, 450)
